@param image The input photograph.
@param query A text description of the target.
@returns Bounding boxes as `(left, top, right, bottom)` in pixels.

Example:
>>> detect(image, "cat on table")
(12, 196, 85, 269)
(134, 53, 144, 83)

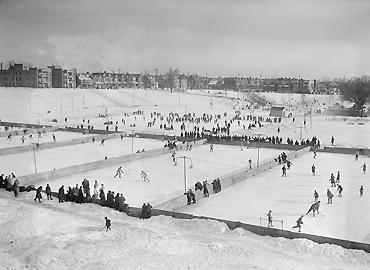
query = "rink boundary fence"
(126, 206, 370, 253)
(0, 132, 124, 156)
(317, 146, 370, 156)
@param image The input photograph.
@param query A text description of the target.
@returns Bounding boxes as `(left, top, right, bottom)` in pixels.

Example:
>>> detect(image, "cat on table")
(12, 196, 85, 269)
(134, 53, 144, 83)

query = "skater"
(46, 184, 53, 200)
(313, 149, 317, 159)
(92, 137, 95, 143)
(114, 166, 124, 178)
(327, 189, 334, 204)
(12, 179, 19, 197)
(141, 171, 150, 182)
(187, 189, 196, 204)
(120, 134, 124, 140)
(286, 160, 292, 170)
(337, 184, 343, 197)
(171, 152, 176, 164)
(359, 185, 364, 197)
(355, 151, 359, 161)
(331, 136, 334, 146)
(292, 215, 304, 232)
(7, 133, 12, 141)
(104, 217, 111, 231)
(267, 210, 273, 227)
(329, 173, 336, 187)
(21, 135, 25, 144)
(52, 134, 56, 142)
(361, 163, 366, 174)
(100, 139, 105, 146)
(248, 158, 252, 170)
(210, 144, 214, 152)
(311, 164, 316, 176)
(306, 201, 320, 217)
(34, 186, 43, 202)
(313, 190, 319, 202)
(336, 171, 340, 183)
(282, 165, 287, 177)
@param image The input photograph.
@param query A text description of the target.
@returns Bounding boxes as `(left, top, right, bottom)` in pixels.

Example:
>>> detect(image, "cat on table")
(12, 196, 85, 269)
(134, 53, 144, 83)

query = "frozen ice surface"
(1, 137, 164, 177)
(182, 151, 370, 243)
(0, 131, 87, 149)
(37, 144, 287, 207)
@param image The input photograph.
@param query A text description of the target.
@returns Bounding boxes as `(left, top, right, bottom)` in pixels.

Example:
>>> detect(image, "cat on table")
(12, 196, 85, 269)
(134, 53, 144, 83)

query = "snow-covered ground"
(182, 152, 370, 243)
(1, 191, 369, 270)
(1, 87, 370, 268)
(1, 137, 164, 177)
(36, 144, 286, 207)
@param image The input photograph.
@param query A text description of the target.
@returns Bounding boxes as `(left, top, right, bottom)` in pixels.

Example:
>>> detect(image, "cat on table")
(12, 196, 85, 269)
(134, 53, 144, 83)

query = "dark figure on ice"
(306, 201, 320, 217)
(100, 139, 105, 146)
(104, 217, 111, 231)
(355, 151, 359, 161)
(330, 173, 336, 187)
(46, 184, 53, 200)
(248, 158, 252, 169)
(286, 160, 292, 170)
(282, 165, 287, 177)
(313, 190, 319, 202)
(327, 189, 334, 204)
(331, 136, 334, 146)
(337, 184, 343, 197)
(292, 215, 304, 232)
(186, 189, 196, 204)
(34, 186, 43, 202)
(203, 181, 209, 197)
(311, 164, 316, 176)
(361, 163, 366, 174)
(267, 210, 273, 227)
(195, 181, 203, 191)
(360, 185, 364, 197)
(12, 179, 19, 197)
(336, 171, 340, 183)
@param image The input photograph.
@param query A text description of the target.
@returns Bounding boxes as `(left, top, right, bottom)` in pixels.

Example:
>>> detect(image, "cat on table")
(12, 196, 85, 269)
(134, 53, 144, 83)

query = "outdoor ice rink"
(37, 144, 287, 207)
(181, 151, 370, 243)
(1, 136, 164, 177)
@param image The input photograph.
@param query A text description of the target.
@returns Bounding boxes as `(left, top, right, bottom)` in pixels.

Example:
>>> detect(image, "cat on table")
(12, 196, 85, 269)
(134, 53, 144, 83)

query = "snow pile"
(1, 191, 370, 270)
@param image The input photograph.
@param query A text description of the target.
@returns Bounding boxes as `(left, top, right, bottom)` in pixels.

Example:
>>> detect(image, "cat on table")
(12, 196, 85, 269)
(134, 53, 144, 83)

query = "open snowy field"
(1, 191, 369, 270)
(37, 144, 286, 207)
(182, 151, 370, 243)
(0, 131, 86, 149)
(1, 137, 164, 177)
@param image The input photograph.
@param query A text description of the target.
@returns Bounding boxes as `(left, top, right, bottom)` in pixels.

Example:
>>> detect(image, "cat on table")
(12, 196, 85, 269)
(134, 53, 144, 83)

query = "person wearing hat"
(292, 215, 304, 232)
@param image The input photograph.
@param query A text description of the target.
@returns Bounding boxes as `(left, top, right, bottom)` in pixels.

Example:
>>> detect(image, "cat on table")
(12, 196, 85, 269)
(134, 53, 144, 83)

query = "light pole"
(253, 133, 265, 167)
(175, 156, 193, 193)
(129, 129, 138, 154)
(31, 143, 38, 174)
(298, 126, 303, 141)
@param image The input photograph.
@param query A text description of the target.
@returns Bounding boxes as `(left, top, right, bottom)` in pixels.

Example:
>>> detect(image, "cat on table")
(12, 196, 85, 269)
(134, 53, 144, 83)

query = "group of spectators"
(0, 172, 20, 197)
(186, 178, 222, 205)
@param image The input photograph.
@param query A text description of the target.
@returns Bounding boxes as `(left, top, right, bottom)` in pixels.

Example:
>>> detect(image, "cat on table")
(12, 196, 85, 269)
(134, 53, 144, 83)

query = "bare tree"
(340, 78, 370, 116)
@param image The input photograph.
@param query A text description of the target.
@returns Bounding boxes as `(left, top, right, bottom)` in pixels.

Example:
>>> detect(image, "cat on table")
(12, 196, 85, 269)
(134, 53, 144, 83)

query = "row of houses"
(0, 63, 76, 88)
(1, 62, 327, 94)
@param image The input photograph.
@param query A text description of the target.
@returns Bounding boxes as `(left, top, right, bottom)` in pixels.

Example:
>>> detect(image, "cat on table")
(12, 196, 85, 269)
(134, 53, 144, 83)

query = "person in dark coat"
(58, 185, 65, 203)
(203, 181, 209, 197)
(104, 217, 111, 231)
(77, 186, 84, 203)
(327, 189, 334, 204)
(45, 184, 52, 200)
(140, 203, 147, 219)
(306, 201, 320, 217)
(99, 189, 106, 205)
(189, 189, 196, 204)
(337, 184, 343, 197)
(34, 186, 43, 202)
(185, 191, 191, 205)
(292, 215, 304, 232)
(12, 179, 19, 197)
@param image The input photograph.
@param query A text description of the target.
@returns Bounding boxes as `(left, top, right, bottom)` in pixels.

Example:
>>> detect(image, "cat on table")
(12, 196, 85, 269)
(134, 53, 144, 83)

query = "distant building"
(37, 68, 52, 88)
(0, 63, 38, 88)
(269, 106, 285, 117)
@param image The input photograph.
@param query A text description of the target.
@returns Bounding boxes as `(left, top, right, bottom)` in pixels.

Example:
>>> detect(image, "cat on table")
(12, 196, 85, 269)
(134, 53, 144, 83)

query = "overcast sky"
(0, 0, 369, 78)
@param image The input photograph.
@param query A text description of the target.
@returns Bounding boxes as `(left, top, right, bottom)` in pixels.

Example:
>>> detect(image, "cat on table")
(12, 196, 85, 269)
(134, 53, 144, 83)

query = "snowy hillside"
(1, 191, 369, 270)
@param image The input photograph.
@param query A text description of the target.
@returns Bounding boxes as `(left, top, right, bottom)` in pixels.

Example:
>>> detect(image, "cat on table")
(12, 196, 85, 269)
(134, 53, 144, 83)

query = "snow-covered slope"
(1, 191, 369, 270)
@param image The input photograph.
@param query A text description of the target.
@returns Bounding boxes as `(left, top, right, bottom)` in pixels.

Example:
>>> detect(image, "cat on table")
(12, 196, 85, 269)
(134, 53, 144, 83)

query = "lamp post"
(31, 143, 38, 174)
(298, 126, 303, 141)
(129, 129, 138, 154)
(176, 156, 193, 193)
(253, 133, 265, 167)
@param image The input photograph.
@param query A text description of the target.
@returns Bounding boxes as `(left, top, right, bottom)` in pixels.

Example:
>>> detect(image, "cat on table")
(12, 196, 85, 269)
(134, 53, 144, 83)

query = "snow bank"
(1, 191, 369, 270)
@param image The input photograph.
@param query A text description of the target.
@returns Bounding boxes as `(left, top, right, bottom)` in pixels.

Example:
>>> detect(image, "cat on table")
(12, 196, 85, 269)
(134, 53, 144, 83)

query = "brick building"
(0, 63, 38, 87)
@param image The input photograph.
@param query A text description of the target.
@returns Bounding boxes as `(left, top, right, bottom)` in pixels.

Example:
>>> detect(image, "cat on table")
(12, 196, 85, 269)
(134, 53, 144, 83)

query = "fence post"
(259, 217, 262, 226)
(281, 220, 284, 230)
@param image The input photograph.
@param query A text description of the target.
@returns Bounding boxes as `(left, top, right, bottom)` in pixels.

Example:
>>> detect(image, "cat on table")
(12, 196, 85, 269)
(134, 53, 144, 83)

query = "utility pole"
(176, 156, 193, 193)
(253, 133, 264, 167)
(130, 129, 136, 154)
(32, 143, 38, 174)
